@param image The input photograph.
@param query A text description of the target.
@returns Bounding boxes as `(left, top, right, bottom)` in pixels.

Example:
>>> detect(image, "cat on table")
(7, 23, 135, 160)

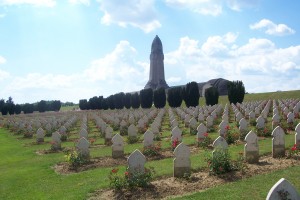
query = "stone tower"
(144, 35, 169, 90)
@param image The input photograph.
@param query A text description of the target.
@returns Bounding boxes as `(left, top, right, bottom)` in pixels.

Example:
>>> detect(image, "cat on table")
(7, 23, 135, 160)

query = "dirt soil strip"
(88, 156, 300, 200)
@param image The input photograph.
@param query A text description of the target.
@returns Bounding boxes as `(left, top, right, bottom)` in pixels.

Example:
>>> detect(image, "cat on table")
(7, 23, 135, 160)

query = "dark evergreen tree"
(6, 97, 15, 115)
(14, 104, 22, 114)
(167, 87, 183, 108)
(227, 80, 245, 104)
(79, 99, 89, 110)
(0, 99, 4, 112)
(37, 100, 47, 112)
(183, 81, 200, 107)
(113, 92, 125, 109)
(153, 88, 166, 108)
(205, 87, 219, 106)
(140, 88, 153, 108)
(107, 95, 115, 110)
(130, 92, 140, 109)
(52, 100, 61, 111)
(22, 103, 34, 114)
(1, 103, 8, 115)
(124, 93, 131, 109)
(102, 98, 109, 110)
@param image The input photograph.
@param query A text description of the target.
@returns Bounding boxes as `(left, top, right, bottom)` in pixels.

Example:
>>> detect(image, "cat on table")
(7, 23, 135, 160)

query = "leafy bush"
(224, 125, 239, 144)
(108, 167, 155, 190)
(197, 133, 212, 149)
(205, 149, 233, 175)
(142, 143, 161, 157)
(65, 150, 88, 169)
(127, 136, 139, 144)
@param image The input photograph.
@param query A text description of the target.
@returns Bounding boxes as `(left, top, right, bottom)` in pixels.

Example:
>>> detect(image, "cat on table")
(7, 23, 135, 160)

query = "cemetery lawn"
(1, 127, 300, 199)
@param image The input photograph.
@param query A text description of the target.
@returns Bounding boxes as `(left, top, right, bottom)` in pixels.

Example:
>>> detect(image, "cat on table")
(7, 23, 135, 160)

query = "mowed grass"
(1, 89, 300, 199)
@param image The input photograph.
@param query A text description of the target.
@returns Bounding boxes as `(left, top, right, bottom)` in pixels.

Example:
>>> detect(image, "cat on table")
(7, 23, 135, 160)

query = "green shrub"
(127, 136, 139, 144)
(65, 150, 88, 169)
(108, 167, 155, 190)
(142, 143, 161, 157)
(205, 148, 233, 175)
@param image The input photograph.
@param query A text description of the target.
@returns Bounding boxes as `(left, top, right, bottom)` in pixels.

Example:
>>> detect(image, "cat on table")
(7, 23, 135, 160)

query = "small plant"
(23, 131, 33, 138)
(197, 133, 212, 149)
(256, 126, 272, 137)
(125, 167, 155, 188)
(89, 138, 96, 145)
(61, 134, 67, 141)
(205, 148, 233, 175)
(108, 167, 155, 190)
(108, 168, 126, 190)
(127, 136, 139, 144)
(50, 141, 59, 151)
(287, 144, 300, 159)
(233, 152, 247, 174)
(153, 134, 162, 141)
(249, 119, 256, 126)
(143, 143, 161, 157)
(172, 138, 180, 150)
(224, 125, 239, 145)
(65, 150, 88, 169)
(239, 129, 248, 141)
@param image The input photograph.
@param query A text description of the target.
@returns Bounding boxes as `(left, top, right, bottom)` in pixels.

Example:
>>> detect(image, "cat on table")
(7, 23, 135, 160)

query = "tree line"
(0, 98, 61, 115)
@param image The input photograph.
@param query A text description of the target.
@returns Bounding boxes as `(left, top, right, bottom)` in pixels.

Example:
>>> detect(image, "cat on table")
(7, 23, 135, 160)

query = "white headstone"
(79, 128, 88, 139)
(76, 137, 90, 158)
(143, 130, 154, 147)
(295, 123, 300, 145)
(112, 133, 124, 158)
(239, 118, 248, 132)
(128, 124, 138, 137)
(266, 178, 300, 200)
(171, 126, 182, 143)
(173, 143, 191, 177)
(127, 149, 146, 174)
(244, 130, 259, 163)
(256, 116, 265, 129)
(36, 127, 45, 143)
(272, 126, 285, 158)
(51, 131, 61, 150)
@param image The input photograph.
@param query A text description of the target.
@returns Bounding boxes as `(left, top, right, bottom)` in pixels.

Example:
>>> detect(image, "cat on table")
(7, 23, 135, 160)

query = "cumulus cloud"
(0, 56, 6, 64)
(250, 19, 295, 36)
(99, 0, 161, 33)
(164, 0, 222, 16)
(0, 69, 9, 80)
(68, 0, 89, 6)
(1, 40, 149, 103)
(164, 0, 260, 16)
(0, 0, 56, 7)
(165, 34, 300, 93)
(226, 0, 259, 11)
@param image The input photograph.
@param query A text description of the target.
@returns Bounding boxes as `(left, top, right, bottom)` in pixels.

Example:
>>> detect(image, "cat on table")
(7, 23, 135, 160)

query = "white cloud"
(0, 0, 56, 7)
(68, 0, 89, 6)
(165, 0, 222, 16)
(165, 34, 300, 93)
(167, 77, 181, 83)
(99, 0, 161, 33)
(0, 56, 6, 64)
(0, 69, 9, 80)
(164, 0, 259, 16)
(226, 0, 259, 11)
(250, 19, 295, 36)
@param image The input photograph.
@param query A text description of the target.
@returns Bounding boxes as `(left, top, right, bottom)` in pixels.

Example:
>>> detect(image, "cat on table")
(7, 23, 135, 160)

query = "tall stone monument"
(144, 35, 169, 90)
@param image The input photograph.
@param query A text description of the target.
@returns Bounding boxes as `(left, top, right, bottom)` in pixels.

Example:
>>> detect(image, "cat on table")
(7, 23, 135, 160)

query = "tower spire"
(145, 35, 169, 90)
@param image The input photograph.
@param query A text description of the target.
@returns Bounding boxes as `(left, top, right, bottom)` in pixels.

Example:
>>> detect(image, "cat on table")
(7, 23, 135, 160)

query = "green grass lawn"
(1, 90, 300, 199)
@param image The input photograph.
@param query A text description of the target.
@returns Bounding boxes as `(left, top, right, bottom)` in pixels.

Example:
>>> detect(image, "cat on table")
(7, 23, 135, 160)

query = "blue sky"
(0, 0, 299, 104)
